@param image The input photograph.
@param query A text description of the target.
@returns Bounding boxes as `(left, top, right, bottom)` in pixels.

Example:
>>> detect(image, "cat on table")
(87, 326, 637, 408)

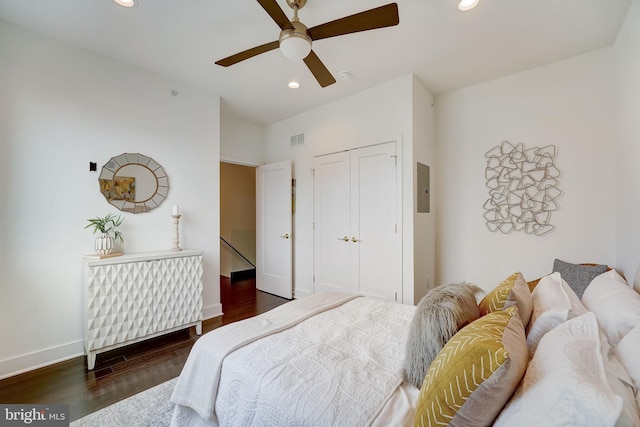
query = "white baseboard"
(203, 302, 223, 320)
(0, 340, 85, 381)
(1, 305, 223, 381)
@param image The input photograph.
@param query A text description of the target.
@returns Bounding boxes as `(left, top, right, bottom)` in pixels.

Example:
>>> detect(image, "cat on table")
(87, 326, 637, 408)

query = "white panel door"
(257, 160, 292, 299)
(313, 152, 352, 293)
(313, 142, 400, 301)
(350, 142, 399, 301)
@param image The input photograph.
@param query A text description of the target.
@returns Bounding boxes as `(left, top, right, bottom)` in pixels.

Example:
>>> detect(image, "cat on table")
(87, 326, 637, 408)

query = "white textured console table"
(82, 250, 203, 370)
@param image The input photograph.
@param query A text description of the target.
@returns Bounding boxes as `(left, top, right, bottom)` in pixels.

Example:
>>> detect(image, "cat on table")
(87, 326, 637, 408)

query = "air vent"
(290, 133, 305, 148)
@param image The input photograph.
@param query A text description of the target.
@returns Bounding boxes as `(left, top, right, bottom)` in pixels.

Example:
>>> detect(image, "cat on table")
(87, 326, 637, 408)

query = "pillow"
(478, 272, 532, 327)
(403, 283, 483, 388)
(600, 329, 640, 427)
(494, 313, 624, 427)
(526, 272, 587, 357)
(614, 325, 640, 410)
(415, 306, 528, 426)
(582, 269, 640, 347)
(552, 259, 607, 298)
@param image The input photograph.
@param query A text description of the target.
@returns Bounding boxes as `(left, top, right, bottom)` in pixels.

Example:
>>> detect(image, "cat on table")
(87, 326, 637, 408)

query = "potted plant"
(85, 213, 125, 255)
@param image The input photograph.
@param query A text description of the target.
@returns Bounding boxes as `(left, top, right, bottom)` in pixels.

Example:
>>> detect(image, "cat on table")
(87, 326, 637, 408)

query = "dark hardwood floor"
(0, 277, 289, 422)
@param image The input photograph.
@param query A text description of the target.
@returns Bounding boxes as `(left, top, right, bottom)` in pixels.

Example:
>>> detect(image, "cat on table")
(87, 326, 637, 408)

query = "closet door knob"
(351, 237, 360, 243)
(338, 236, 349, 242)
(280, 233, 290, 239)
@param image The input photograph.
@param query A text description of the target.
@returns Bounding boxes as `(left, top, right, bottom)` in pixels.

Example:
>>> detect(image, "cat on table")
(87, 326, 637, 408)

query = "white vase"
(95, 234, 114, 255)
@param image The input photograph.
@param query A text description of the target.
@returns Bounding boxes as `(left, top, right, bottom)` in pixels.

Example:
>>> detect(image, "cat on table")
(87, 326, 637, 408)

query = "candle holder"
(171, 214, 182, 251)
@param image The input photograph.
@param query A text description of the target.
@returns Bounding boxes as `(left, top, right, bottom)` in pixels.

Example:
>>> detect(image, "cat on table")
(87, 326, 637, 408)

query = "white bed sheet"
(171, 382, 419, 427)
(171, 292, 418, 427)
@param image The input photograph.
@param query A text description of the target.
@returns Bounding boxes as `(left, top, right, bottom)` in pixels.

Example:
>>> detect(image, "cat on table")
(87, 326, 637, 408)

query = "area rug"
(70, 377, 177, 427)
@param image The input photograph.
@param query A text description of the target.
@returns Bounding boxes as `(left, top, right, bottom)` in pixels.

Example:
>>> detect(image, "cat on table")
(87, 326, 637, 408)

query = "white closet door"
(313, 151, 353, 293)
(350, 142, 398, 301)
(313, 142, 400, 301)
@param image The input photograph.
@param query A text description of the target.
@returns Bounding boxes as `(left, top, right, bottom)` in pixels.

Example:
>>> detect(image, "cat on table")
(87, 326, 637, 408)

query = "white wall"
(220, 113, 264, 166)
(435, 49, 618, 290)
(614, 0, 640, 281)
(411, 75, 437, 301)
(263, 75, 423, 301)
(0, 20, 221, 379)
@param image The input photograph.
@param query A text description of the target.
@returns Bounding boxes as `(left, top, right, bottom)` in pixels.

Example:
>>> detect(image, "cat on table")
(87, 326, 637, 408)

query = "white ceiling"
(0, 0, 632, 125)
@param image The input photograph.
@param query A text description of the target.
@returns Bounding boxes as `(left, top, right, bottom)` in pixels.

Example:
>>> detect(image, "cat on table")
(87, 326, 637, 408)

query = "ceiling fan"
(215, 0, 399, 88)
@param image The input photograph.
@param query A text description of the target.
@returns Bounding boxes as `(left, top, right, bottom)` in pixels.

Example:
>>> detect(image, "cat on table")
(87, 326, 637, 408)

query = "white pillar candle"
(172, 205, 179, 216)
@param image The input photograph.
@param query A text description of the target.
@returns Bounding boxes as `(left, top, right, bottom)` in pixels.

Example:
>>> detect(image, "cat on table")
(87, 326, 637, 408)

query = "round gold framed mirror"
(98, 153, 168, 213)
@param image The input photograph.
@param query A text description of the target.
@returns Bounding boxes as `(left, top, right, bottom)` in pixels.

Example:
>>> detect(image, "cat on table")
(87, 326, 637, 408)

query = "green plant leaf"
(85, 213, 125, 242)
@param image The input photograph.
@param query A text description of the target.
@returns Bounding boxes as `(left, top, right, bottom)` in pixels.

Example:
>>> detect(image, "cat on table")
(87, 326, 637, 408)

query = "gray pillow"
(552, 259, 607, 299)
(403, 283, 483, 388)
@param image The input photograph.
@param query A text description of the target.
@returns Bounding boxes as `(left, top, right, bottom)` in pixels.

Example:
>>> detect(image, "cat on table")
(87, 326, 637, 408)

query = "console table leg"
(87, 351, 96, 370)
(196, 321, 203, 335)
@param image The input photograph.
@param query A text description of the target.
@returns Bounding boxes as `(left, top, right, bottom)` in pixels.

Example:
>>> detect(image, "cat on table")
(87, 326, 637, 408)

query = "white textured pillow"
(600, 330, 640, 427)
(494, 312, 624, 427)
(582, 270, 640, 347)
(614, 325, 640, 410)
(526, 272, 587, 357)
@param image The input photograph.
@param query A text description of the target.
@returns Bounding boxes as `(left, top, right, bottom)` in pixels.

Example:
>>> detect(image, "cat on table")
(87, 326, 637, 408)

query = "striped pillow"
(414, 306, 528, 427)
(479, 272, 532, 327)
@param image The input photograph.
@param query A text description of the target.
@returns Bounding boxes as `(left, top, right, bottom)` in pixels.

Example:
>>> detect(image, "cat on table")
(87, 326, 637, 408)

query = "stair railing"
(220, 236, 256, 269)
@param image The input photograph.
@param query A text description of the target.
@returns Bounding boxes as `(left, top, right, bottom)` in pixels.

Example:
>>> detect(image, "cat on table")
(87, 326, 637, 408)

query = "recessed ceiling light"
(458, 0, 479, 11)
(288, 81, 300, 89)
(114, 0, 136, 8)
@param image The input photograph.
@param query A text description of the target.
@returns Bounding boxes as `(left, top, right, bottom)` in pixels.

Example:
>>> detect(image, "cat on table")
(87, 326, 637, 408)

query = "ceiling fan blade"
(308, 3, 399, 41)
(303, 50, 336, 88)
(215, 41, 280, 67)
(257, 0, 294, 31)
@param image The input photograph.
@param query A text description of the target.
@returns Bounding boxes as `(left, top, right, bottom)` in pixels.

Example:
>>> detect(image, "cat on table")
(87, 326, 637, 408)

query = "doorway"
(220, 162, 257, 281)
(220, 160, 293, 307)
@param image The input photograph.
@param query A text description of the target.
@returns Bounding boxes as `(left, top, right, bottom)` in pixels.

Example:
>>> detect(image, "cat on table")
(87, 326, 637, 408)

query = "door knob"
(338, 236, 349, 242)
(351, 237, 360, 242)
(280, 233, 290, 239)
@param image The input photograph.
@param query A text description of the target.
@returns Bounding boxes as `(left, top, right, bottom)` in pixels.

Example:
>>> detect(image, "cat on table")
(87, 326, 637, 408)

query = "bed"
(170, 260, 640, 426)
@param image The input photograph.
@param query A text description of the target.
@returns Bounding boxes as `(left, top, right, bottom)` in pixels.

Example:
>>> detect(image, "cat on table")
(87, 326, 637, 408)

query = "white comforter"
(170, 292, 416, 427)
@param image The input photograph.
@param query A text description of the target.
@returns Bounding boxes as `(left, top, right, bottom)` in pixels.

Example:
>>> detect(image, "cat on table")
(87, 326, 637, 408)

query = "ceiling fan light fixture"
(215, 1, 399, 88)
(458, 0, 479, 11)
(279, 32, 312, 61)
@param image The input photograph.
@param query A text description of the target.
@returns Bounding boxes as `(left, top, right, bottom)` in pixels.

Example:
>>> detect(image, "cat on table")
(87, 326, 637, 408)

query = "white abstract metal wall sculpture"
(484, 141, 561, 236)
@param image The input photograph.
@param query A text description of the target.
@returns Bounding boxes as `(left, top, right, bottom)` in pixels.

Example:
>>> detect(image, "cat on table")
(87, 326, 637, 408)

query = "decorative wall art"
(483, 141, 561, 236)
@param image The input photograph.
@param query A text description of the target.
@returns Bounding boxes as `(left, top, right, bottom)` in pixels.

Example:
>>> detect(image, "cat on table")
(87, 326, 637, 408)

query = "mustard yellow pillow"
(414, 306, 528, 427)
(479, 272, 532, 327)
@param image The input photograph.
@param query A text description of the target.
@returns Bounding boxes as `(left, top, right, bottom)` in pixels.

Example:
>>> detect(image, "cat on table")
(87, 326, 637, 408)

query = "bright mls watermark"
(0, 405, 69, 426)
